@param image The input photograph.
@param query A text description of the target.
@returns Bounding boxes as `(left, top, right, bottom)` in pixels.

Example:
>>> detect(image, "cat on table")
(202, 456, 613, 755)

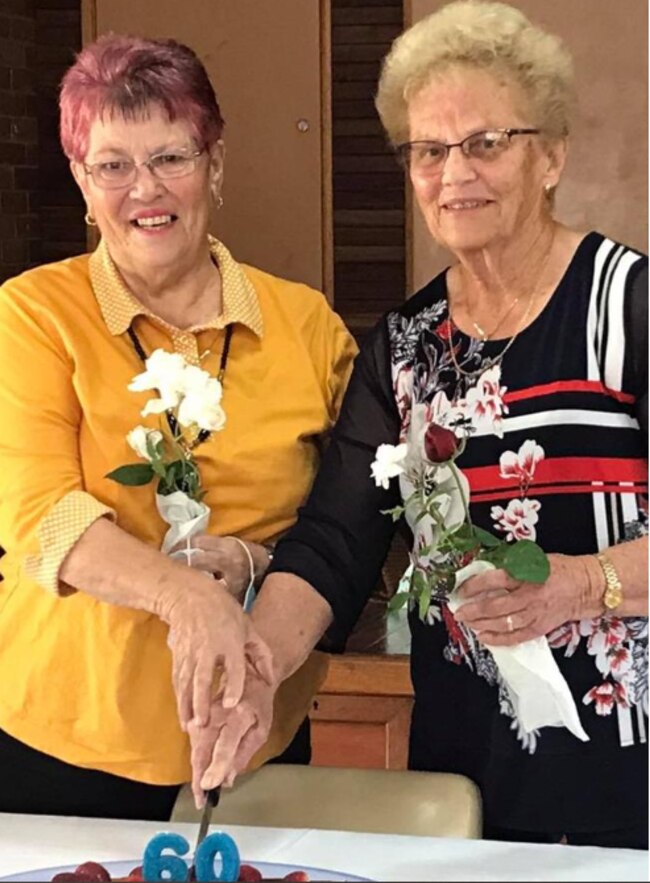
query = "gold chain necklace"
(448, 287, 537, 378)
(471, 295, 520, 341)
(447, 229, 556, 379)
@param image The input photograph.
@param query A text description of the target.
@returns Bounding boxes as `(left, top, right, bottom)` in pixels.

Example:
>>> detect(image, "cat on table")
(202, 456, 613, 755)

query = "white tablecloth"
(0, 813, 646, 882)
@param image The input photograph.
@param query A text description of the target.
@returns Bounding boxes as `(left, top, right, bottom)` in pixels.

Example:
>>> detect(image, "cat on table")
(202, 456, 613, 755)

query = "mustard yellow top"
(0, 237, 357, 785)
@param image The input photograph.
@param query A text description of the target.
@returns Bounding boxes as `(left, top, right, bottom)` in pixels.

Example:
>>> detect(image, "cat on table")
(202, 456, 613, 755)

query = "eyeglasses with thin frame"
(396, 128, 540, 174)
(83, 147, 205, 190)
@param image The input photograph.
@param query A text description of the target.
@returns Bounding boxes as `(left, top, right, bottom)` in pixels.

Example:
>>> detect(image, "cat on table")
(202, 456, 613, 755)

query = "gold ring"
(506, 614, 514, 632)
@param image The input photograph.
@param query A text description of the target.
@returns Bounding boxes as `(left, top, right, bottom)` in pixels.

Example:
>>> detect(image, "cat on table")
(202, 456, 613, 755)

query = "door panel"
(90, 0, 324, 291)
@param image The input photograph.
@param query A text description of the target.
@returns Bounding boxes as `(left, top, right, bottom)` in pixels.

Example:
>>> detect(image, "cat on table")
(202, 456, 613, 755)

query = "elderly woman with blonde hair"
(195, 0, 648, 849)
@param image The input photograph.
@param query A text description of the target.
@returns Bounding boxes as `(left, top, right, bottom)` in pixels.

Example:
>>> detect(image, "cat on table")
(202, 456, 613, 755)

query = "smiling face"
(72, 104, 223, 280)
(406, 66, 566, 256)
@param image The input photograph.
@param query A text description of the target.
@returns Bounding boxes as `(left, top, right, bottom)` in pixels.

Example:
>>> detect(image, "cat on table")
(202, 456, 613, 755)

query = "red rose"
(423, 423, 458, 463)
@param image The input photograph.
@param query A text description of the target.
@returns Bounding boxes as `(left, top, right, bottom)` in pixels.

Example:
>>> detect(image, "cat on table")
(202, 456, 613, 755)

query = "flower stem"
(449, 460, 472, 528)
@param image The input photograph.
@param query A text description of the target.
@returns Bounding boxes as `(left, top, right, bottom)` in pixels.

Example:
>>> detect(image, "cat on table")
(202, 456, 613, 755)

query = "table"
(0, 812, 646, 882)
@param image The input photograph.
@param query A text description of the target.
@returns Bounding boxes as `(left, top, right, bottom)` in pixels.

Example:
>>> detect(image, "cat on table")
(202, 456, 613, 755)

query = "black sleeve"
(624, 260, 648, 445)
(269, 318, 402, 651)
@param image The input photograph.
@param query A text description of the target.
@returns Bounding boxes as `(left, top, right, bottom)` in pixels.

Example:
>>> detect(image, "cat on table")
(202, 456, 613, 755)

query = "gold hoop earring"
(84, 212, 97, 226)
(215, 195, 224, 210)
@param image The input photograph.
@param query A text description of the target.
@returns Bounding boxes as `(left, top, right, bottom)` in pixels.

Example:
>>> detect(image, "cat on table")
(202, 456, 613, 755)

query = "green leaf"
(418, 581, 433, 621)
(450, 535, 479, 553)
(503, 540, 550, 583)
(105, 463, 154, 486)
(471, 526, 501, 548)
(450, 523, 475, 541)
(411, 568, 427, 594)
(388, 592, 411, 611)
(380, 506, 405, 523)
(480, 543, 508, 567)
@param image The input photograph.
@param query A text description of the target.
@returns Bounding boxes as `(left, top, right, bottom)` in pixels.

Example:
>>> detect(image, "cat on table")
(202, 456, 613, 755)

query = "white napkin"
(156, 490, 211, 562)
(448, 559, 589, 742)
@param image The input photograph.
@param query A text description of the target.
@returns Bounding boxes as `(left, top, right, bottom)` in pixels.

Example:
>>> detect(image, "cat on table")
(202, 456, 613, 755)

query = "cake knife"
(194, 786, 221, 855)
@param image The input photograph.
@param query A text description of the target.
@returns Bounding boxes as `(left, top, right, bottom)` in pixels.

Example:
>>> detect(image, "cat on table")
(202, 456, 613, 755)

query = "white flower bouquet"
(371, 365, 588, 742)
(107, 349, 226, 558)
(372, 398, 549, 620)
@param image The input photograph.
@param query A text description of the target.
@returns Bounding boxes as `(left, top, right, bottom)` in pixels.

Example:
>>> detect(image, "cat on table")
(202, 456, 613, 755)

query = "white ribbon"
(156, 490, 211, 568)
(448, 559, 589, 742)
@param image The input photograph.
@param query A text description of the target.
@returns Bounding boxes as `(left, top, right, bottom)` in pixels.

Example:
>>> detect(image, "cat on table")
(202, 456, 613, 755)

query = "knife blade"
(194, 786, 221, 856)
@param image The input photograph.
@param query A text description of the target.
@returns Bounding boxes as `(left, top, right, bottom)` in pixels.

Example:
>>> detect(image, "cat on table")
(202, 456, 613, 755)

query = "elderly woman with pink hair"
(0, 35, 356, 819)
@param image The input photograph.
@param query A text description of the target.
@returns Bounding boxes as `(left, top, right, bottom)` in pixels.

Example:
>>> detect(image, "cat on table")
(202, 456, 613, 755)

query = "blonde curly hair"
(375, 0, 575, 145)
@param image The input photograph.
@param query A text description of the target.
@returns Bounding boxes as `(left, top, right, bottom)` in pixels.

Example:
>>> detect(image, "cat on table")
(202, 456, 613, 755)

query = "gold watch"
(595, 552, 624, 611)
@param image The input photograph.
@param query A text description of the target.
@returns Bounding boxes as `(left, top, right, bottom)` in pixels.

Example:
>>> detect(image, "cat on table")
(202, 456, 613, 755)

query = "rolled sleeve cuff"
(23, 490, 116, 594)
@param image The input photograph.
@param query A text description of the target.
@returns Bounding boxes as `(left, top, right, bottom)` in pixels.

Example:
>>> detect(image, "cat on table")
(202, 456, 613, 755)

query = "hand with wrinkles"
(159, 579, 274, 731)
(171, 533, 270, 602)
(454, 553, 601, 646)
(187, 663, 277, 808)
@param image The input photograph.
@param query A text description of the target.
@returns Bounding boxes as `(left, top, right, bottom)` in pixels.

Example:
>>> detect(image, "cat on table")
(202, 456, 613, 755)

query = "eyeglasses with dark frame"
(396, 128, 541, 173)
(83, 147, 205, 190)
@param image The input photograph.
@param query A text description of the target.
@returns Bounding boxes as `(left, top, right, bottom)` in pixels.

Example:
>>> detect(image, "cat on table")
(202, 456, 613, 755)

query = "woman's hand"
(187, 663, 277, 807)
(171, 534, 270, 601)
(155, 575, 274, 730)
(454, 553, 602, 646)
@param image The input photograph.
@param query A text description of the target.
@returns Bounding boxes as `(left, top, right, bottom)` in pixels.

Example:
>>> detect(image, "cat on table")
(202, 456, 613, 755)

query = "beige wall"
(408, 0, 648, 292)
(89, 0, 325, 292)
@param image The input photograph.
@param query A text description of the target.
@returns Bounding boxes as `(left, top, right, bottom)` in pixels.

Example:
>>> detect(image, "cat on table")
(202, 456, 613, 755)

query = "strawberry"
(238, 864, 263, 882)
(126, 867, 144, 883)
(74, 863, 111, 883)
(283, 873, 310, 882)
(51, 875, 81, 883)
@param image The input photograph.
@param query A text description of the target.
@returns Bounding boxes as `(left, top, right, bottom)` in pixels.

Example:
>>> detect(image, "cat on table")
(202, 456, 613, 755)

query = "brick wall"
(0, 0, 39, 281)
(0, 0, 83, 283)
(35, 0, 85, 267)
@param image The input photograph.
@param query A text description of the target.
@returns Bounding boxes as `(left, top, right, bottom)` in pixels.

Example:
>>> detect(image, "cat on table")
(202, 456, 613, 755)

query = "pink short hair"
(59, 33, 225, 161)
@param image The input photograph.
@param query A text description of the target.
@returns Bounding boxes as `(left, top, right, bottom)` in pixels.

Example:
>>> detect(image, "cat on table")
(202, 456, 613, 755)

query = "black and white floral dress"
(272, 231, 648, 836)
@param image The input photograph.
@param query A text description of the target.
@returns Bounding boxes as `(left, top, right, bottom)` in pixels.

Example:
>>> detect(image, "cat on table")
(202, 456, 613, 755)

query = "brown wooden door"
(85, 0, 326, 293)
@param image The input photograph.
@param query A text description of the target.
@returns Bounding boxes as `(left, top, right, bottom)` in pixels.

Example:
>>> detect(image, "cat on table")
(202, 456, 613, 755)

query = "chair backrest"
(172, 764, 482, 839)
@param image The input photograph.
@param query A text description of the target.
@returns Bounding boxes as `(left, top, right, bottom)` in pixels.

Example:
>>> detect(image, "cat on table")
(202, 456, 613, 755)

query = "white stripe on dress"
(597, 245, 624, 366)
(637, 704, 647, 744)
(592, 487, 611, 551)
(617, 705, 635, 747)
(587, 239, 616, 381)
(473, 409, 640, 437)
(604, 250, 642, 391)
(620, 490, 640, 525)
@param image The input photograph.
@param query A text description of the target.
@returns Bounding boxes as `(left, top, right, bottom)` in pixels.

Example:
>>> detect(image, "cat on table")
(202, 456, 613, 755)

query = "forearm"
(60, 516, 217, 617)
(578, 536, 648, 618)
(251, 572, 333, 683)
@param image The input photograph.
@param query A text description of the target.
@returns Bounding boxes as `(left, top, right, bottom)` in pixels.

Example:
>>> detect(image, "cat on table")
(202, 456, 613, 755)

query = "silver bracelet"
(223, 535, 255, 595)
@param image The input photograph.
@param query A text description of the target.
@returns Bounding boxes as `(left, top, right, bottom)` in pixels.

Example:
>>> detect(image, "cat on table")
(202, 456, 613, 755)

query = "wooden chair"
(171, 764, 482, 838)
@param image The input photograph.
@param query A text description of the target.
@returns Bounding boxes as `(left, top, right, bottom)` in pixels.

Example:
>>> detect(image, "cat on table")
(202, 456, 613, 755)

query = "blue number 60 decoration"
(143, 831, 241, 882)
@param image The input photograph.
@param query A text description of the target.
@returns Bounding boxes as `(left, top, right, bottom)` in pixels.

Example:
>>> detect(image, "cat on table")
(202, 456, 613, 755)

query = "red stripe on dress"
(504, 380, 635, 405)
(465, 457, 648, 493)
(472, 483, 648, 503)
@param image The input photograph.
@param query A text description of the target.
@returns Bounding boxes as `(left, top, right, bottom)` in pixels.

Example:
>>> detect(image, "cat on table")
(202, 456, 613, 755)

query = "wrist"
(579, 553, 607, 618)
(155, 565, 226, 621)
(250, 541, 272, 586)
